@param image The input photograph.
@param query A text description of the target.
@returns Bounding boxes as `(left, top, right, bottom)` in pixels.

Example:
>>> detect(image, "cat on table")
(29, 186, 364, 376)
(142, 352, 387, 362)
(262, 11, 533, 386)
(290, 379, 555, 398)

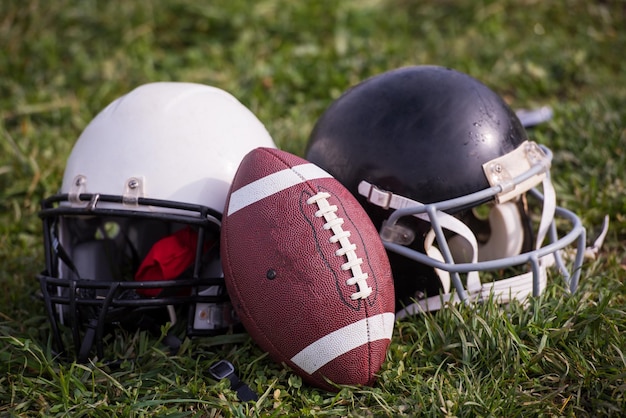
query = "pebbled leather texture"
(221, 147, 395, 391)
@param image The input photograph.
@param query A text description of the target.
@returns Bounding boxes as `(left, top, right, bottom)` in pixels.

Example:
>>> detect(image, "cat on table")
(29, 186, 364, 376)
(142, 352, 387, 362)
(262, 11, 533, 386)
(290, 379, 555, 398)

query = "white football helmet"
(38, 82, 276, 360)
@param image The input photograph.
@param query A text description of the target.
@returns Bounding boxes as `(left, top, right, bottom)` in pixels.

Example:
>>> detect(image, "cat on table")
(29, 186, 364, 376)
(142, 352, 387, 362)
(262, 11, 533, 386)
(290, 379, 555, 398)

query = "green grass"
(1, 0, 625, 416)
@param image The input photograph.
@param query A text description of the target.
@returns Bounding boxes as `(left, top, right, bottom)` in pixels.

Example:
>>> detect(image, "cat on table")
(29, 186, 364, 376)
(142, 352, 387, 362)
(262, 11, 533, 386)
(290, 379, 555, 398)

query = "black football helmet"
(306, 66, 586, 316)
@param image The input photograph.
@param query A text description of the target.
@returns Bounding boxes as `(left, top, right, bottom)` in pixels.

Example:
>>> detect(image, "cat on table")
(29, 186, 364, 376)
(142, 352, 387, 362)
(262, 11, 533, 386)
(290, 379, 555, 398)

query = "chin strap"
(358, 173, 560, 317)
(396, 211, 610, 316)
(209, 360, 258, 402)
(75, 304, 181, 363)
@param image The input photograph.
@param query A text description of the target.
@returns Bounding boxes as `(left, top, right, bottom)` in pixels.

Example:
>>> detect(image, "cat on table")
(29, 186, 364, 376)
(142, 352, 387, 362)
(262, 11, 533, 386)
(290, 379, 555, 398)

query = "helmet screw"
(128, 179, 139, 189)
(75, 177, 85, 186)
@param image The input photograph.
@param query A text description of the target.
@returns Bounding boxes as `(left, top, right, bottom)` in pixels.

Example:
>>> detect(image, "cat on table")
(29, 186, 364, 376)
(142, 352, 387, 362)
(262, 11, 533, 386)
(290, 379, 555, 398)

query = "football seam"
(261, 147, 314, 189)
(300, 188, 354, 310)
(365, 306, 374, 382)
(305, 190, 373, 301)
(338, 200, 380, 308)
(301, 186, 377, 310)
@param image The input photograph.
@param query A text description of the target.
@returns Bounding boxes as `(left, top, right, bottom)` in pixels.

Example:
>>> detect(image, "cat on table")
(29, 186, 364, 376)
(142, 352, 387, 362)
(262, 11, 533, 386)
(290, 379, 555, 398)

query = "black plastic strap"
(78, 319, 98, 363)
(52, 234, 81, 278)
(209, 360, 258, 401)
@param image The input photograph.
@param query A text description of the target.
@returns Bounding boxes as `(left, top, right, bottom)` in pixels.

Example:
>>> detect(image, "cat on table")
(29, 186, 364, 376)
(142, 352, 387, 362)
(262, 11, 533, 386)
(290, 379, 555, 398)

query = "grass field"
(1, 0, 625, 416)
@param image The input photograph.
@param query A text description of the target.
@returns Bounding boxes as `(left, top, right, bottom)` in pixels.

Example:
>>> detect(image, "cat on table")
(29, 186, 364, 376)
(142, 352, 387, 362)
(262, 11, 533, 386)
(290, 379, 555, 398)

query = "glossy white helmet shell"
(61, 82, 276, 213)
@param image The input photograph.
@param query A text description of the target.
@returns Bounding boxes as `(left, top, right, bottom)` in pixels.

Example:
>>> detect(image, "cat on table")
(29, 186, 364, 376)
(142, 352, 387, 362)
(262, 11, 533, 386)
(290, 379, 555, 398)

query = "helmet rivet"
(75, 177, 85, 186)
(128, 179, 139, 189)
(266, 269, 277, 280)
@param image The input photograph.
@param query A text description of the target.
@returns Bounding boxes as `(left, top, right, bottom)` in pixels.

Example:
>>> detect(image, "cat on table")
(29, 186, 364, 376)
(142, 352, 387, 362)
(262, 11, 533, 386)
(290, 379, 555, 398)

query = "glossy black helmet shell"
(305, 65, 529, 220)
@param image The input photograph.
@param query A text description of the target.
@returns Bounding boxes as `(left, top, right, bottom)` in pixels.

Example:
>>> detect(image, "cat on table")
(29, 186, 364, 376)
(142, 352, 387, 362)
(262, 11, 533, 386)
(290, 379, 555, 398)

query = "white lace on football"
(307, 192, 373, 300)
